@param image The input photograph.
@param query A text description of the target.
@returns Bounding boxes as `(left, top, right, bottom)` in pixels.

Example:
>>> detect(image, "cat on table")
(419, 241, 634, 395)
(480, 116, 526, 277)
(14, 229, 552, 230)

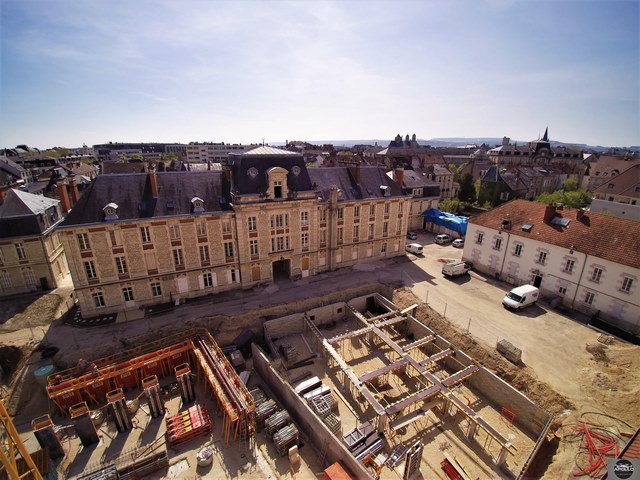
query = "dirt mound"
(0, 345, 24, 381)
(586, 342, 609, 364)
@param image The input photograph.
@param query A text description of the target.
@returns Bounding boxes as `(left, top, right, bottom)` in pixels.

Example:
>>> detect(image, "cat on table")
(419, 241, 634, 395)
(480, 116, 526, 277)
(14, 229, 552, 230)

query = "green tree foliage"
(535, 188, 592, 209)
(448, 163, 466, 183)
(562, 178, 578, 191)
(438, 198, 464, 214)
(457, 173, 476, 203)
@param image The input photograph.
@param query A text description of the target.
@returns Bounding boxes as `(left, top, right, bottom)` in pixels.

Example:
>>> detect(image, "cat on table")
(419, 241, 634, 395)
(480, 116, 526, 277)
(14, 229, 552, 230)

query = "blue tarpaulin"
(423, 208, 468, 236)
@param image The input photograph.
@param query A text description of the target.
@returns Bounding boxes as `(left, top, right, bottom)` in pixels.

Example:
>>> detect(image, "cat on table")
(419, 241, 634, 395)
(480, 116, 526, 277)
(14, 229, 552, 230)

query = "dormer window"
(265, 166, 289, 201)
(103, 202, 119, 221)
(191, 197, 204, 213)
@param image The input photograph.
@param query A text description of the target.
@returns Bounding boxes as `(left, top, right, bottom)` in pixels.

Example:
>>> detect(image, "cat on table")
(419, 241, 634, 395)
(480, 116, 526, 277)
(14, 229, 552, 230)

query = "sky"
(0, 0, 638, 149)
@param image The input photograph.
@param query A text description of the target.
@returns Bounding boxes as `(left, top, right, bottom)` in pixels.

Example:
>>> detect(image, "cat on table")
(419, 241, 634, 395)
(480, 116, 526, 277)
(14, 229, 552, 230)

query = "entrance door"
(40, 277, 49, 290)
(272, 259, 290, 280)
(533, 274, 543, 288)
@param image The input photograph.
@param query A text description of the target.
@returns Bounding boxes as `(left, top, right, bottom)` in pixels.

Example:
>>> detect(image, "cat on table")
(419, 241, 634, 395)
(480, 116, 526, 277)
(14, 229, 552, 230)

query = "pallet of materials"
(166, 404, 211, 448)
(343, 421, 374, 452)
(274, 424, 299, 456)
(256, 399, 277, 427)
(249, 386, 268, 406)
(264, 410, 292, 438)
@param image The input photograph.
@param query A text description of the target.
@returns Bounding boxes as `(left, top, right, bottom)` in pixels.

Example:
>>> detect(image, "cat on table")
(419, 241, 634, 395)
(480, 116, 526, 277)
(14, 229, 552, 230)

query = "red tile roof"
(469, 199, 640, 269)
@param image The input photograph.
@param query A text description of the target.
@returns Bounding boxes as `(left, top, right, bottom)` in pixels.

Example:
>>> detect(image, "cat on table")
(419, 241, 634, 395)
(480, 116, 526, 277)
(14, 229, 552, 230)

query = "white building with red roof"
(464, 199, 640, 337)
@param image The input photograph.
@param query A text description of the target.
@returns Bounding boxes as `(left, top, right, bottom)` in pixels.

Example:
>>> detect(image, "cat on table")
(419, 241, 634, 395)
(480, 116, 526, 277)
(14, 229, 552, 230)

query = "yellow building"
(0, 189, 69, 295)
(58, 147, 411, 318)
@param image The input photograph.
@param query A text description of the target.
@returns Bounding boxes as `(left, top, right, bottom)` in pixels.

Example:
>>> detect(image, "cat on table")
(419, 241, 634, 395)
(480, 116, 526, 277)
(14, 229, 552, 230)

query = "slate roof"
(0, 157, 25, 177)
(229, 150, 313, 195)
(0, 189, 60, 237)
(60, 171, 229, 227)
(0, 189, 59, 217)
(101, 162, 147, 174)
(593, 164, 640, 198)
(469, 199, 640, 268)
(308, 166, 404, 202)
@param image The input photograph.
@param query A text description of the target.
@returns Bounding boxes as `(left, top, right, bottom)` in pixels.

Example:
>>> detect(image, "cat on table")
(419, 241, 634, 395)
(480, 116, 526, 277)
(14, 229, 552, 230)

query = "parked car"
(502, 285, 540, 311)
(435, 234, 453, 244)
(405, 243, 423, 255)
(406, 231, 418, 240)
(442, 261, 471, 278)
(452, 238, 464, 248)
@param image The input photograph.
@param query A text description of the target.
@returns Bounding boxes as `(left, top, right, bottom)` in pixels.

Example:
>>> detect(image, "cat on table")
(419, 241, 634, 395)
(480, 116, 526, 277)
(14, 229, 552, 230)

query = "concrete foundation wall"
(468, 367, 551, 438)
(252, 343, 371, 479)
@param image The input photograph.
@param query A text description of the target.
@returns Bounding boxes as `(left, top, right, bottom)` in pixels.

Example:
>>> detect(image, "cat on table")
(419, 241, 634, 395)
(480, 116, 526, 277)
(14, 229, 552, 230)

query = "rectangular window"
(398, 202, 403, 213)
(353, 225, 359, 241)
(84, 261, 97, 280)
(199, 245, 209, 263)
(224, 242, 233, 258)
(319, 209, 327, 222)
(337, 228, 343, 244)
(271, 214, 288, 228)
(514, 244, 523, 256)
(140, 227, 151, 244)
(381, 242, 387, 253)
(621, 277, 633, 292)
(337, 208, 344, 220)
(565, 259, 575, 273)
(494, 238, 502, 250)
(115, 257, 128, 275)
(15, 243, 26, 260)
(250, 239, 259, 256)
(585, 291, 595, 305)
(93, 291, 105, 308)
(109, 230, 120, 246)
(122, 287, 134, 302)
(384, 203, 390, 214)
(78, 233, 90, 251)
(0, 272, 11, 290)
(301, 233, 309, 247)
(368, 224, 374, 238)
(353, 206, 360, 218)
(476, 232, 484, 245)
(247, 216, 257, 232)
(538, 251, 547, 265)
(592, 267, 603, 283)
(173, 249, 183, 266)
(382, 222, 388, 236)
(559, 286, 567, 295)
(203, 272, 213, 288)
(197, 221, 207, 237)
(169, 224, 180, 240)
(319, 230, 326, 247)
(23, 269, 35, 286)
(300, 211, 309, 226)
(151, 282, 162, 297)
(369, 205, 375, 216)
(222, 219, 232, 234)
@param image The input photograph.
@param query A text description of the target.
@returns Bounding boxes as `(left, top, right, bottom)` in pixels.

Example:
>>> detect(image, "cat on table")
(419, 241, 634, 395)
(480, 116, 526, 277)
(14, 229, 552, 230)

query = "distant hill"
(276, 137, 615, 152)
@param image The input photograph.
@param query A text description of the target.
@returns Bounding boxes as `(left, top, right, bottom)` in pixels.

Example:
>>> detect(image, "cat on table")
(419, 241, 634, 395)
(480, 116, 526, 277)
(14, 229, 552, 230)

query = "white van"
(405, 243, 423, 255)
(502, 285, 539, 311)
(442, 261, 471, 278)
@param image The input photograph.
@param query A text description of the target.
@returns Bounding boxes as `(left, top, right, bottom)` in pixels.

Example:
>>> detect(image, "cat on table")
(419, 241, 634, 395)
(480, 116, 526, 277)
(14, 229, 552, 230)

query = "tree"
(535, 188, 592, 209)
(439, 198, 464, 214)
(457, 173, 476, 203)
(448, 163, 466, 183)
(562, 178, 578, 191)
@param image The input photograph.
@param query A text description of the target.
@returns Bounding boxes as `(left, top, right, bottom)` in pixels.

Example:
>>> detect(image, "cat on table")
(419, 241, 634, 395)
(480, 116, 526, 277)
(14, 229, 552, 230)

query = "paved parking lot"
(401, 230, 603, 403)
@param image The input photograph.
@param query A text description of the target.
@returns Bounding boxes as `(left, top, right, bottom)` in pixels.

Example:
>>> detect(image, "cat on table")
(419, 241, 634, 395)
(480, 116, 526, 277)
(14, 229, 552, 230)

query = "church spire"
(542, 127, 549, 142)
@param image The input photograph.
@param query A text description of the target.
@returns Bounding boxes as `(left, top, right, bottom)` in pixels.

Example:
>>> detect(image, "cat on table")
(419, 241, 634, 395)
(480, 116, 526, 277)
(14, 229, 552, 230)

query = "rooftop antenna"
(262, 138, 265, 146)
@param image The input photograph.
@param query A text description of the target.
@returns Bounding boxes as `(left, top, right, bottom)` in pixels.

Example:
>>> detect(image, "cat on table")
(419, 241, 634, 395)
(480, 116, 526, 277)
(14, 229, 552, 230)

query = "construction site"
(1, 279, 638, 479)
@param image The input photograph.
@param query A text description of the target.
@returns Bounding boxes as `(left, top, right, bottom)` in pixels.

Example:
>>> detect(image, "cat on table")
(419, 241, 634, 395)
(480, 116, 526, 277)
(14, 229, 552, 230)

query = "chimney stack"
(350, 163, 361, 185)
(395, 166, 404, 187)
(543, 204, 556, 223)
(57, 180, 71, 213)
(69, 177, 80, 204)
(149, 167, 158, 198)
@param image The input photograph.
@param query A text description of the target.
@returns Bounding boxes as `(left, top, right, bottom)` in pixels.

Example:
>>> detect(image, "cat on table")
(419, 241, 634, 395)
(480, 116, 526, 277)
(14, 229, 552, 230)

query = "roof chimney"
(69, 176, 80, 204)
(576, 208, 586, 221)
(395, 166, 404, 187)
(56, 180, 71, 213)
(543, 204, 556, 223)
(149, 167, 158, 198)
(350, 163, 361, 184)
